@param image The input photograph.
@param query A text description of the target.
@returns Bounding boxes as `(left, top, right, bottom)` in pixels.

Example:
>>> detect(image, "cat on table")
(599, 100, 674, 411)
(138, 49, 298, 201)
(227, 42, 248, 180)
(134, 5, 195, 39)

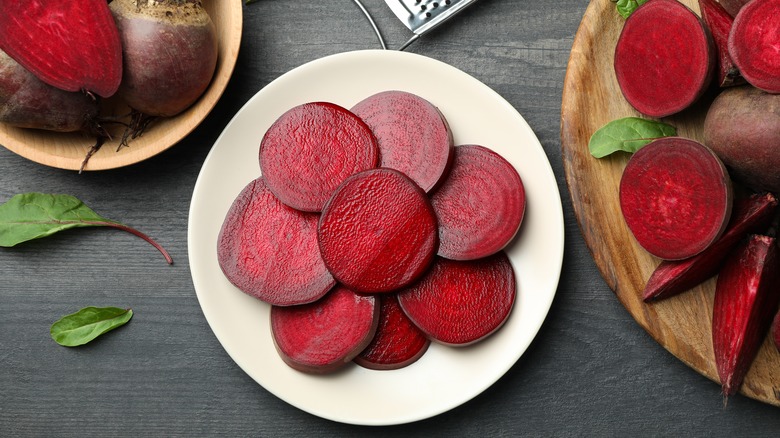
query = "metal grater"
(385, 0, 480, 50)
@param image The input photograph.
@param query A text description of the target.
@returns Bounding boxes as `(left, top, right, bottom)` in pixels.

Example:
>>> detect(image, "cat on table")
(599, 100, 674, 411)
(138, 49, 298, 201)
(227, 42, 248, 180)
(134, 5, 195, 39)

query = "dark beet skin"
(727, 0, 780, 94)
(398, 253, 516, 346)
(271, 285, 380, 374)
(614, 0, 714, 117)
(431, 145, 525, 261)
(619, 137, 733, 261)
(354, 293, 430, 370)
(318, 168, 439, 293)
(260, 102, 380, 212)
(773, 310, 780, 353)
(351, 90, 454, 192)
(217, 177, 336, 306)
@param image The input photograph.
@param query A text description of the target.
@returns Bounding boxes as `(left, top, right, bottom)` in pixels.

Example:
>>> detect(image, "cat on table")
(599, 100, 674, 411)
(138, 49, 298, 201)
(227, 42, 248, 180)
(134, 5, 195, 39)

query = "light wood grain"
(561, 0, 780, 406)
(0, 0, 243, 171)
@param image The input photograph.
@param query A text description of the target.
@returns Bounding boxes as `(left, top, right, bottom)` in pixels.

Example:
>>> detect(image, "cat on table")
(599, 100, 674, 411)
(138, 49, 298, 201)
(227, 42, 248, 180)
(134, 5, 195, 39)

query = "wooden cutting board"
(561, 0, 780, 406)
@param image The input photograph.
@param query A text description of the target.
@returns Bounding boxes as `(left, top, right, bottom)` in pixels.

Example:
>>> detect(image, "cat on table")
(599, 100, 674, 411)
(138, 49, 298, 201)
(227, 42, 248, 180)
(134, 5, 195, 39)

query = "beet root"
(217, 177, 336, 306)
(0, 0, 122, 98)
(717, 0, 750, 17)
(351, 90, 454, 192)
(259, 102, 379, 212)
(727, 0, 780, 94)
(430, 144, 525, 261)
(397, 252, 516, 346)
(643, 192, 778, 302)
(354, 293, 430, 370)
(619, 137, 733, 260)
(712, 234, 780, 397)
(270, 285, 379, 374)
(698, 0, 744, 87)
(318, 168, 438, 293)
(613, 0, 714, 117)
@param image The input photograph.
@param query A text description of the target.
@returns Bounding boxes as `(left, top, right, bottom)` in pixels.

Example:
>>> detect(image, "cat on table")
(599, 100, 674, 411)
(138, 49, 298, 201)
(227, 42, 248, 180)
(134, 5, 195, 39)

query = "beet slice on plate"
(318, 168, 439, 293)
(431, 144, 525, 261)
(398, 252, 516, 346)
(354, 293, 430, 370)
(259, 102, 379, 212)
(351, 90, 454, 192)
(217, 177, 335, 306)
(271, 285, 380, 374)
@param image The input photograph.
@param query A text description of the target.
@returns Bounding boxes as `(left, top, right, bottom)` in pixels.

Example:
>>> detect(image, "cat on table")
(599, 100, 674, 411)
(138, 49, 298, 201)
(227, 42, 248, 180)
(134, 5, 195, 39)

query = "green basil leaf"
(588, 117, 677, 158)
(50, 307, 133, 347)
(615, 0, 648, 18)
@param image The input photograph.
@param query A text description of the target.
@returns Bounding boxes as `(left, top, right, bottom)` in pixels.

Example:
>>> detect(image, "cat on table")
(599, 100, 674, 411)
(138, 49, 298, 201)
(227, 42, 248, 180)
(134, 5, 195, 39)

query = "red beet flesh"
(354, 293, 430, 370)
(431, 144, 525, 261)
(698, 0, 744, 87)
(728, 0, 780, 94)
(398, 253, 516, 346)
(351, 90, 454, 192)
(259, 102, 379, 212)
(614, 0, 714, 117)
(217, 177, 335, 306)
(271, 285, 379, 374)
(318, 168, 438, 293)
(0, 0, 122, 98)
(619, 137, 732, 261)
(643, 192, 778, 302)
(712, 234, 780, 397)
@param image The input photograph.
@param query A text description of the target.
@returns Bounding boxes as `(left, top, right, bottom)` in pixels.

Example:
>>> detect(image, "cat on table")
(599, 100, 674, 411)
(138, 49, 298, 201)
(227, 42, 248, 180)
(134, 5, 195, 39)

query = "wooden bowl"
(0, 1, 243, 171)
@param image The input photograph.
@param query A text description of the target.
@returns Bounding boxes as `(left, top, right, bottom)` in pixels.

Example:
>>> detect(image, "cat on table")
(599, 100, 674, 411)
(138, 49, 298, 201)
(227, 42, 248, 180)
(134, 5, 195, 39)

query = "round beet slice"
(217, 177, 336, 306)
(259, 102, 379, 212)
(351, 90, 454, 192)
(430, 145, 525, 261)
(354, 293, 430, 370)
(728, 0, 780, 94)
(398, 253, 516, 346)
(318, 168, 438, 293)
(271, 285, 379, 374)
(619, 137, 733, 261)
(614, 0, 714, 117)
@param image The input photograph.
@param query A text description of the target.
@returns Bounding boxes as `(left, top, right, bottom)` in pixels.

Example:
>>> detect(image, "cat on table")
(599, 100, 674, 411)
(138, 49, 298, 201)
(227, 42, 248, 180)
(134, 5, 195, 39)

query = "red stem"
(84, 221, 174, 265)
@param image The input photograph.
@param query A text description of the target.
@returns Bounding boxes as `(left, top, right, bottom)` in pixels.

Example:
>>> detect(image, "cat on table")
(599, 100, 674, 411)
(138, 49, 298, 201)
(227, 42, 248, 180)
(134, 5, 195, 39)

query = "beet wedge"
(398, 252, 516, 346)
(698, 0, 744, 87)
(259, 102, 379, 212)
(728, 0, 780, 94)
(712, 234, 780, 398)
(643, 192, 778, 302)
(217, 177, 336, 307)
(0, 1, 122, 98)
(270, 285, 379, 374)
(431, 145, 526, 261)
(351, 90, 454, 192)
(354, 293, 430, 370)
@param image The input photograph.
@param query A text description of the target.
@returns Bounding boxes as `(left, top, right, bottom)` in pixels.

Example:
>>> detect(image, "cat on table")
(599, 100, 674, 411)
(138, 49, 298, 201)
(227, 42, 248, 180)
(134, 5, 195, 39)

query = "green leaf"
(50, 307, 133, 347)
(588, 117, 677, 158)
(615, 0, 648, 18)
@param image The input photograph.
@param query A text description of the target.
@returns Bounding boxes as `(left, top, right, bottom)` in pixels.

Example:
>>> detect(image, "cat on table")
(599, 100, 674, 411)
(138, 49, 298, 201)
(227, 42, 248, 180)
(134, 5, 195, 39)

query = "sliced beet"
(430, 144, 525, 261)
(270, 285, 379, 374)
(217, 177, 336, 306)
(351, 90, 454, 192)
(619, 137, 733, 261)
(318, 168, 438, 293)
(0, 1, 122, 98)
(698, 0, 744, 87)
(727, 0, 780, 94)
(643, 192, 778, 302)
(354, 293, 430, 370)
(397, 252, 516, 346)
(259, 102, 379, 212)
(614, 0, 714, 117)
(712, 234, 780, 397)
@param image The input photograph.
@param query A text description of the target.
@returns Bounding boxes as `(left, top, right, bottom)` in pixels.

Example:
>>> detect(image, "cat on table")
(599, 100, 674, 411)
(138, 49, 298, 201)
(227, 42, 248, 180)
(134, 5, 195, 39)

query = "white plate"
(188, 50, 564, 426)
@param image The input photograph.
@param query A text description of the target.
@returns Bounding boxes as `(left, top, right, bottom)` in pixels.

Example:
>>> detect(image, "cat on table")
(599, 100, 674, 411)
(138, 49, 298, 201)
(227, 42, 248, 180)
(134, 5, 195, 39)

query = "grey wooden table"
(2, 1, 779, 436)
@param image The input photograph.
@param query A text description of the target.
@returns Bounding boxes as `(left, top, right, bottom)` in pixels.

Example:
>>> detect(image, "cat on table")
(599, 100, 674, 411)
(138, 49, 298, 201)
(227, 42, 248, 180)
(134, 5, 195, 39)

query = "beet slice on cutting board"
(727, 0, 780, 94)
(351, 90, 454, 192)
(217, 177, 336, 306)
(354, 293, 430, 370)
(698, 0, 744, 88)
(397, 252, 516, 346)
(619, 137, 733, 261)
(318, 168, 439, 293)
(271, 285, 380, 374)
(430, 144, 525, 261)
(259, 102, 379, 212)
